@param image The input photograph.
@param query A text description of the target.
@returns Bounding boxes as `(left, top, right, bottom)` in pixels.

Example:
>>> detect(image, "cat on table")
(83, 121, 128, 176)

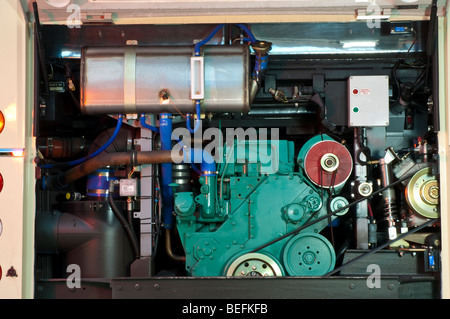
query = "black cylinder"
(36, 200, 135, 278)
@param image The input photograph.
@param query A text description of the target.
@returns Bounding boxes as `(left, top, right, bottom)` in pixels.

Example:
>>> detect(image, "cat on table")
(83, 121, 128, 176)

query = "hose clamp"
(130, 150, 138, 166)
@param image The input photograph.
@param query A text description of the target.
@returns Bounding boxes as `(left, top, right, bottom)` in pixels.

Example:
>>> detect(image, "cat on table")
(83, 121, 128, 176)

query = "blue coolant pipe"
(141, 113, 217, 228)
(140, 114, 158, 133)
(186, 101, 202, 134)
(193, 24, 257, 56)
(159, 113, 174, 229)
(182, 147, 216, 176)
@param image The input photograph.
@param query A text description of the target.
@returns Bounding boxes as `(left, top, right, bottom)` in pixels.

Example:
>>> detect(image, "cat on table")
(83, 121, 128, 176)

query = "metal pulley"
(405, 167, 440, 219)
(282, 232, 336, 276)
(225, 252, 284, 277)
(298, 135, 353, 190)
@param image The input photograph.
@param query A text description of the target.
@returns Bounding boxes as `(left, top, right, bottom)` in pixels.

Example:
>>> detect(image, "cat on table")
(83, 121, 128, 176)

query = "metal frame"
(34, 275, 439, 299)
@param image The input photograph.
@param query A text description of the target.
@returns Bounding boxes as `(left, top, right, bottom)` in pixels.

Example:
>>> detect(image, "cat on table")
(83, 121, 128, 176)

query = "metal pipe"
(246, 107, 315, 117)
(37, 137, 89, 159)
(35, 211, 97, 254)
(43, 150, 183, 190)
(165, 229, 186, 262)
(42, 115, 125, 169)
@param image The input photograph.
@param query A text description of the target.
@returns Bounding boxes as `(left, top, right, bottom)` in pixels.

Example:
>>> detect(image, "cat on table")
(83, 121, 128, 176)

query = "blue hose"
(194, 24, 225, 56)
(182, 147, 216, 176)
(186, 101, 202, 134)
(194, 24, 258, 56)
(42, 114, 124, 169)
(159, 113, 174, 229)
(253, 54, 269, 78)
(235, 24, 257, 44)
(140, 114, 159, 133)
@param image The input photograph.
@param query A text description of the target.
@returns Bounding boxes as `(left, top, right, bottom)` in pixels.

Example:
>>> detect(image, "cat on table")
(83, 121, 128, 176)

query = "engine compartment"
(33, 21, 441, 298)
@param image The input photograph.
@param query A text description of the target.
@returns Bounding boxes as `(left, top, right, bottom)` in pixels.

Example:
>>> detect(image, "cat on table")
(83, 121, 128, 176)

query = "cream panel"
(0, 157, 25, 299)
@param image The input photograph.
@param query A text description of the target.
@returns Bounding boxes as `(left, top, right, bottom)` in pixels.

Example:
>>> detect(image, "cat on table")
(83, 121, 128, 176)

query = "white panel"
(348, 75, 390, 127)
(438, 16, 450, 299)
(0, 1, 26, 149)
(0, 157, 24, 299)
(23, 0, 447, 24)
(0, 0, 27, 299)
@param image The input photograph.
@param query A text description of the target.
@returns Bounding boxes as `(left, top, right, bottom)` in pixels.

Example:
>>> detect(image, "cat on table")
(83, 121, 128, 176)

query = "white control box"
(119, 179, 138, 197)
(348, 75, 389, 127)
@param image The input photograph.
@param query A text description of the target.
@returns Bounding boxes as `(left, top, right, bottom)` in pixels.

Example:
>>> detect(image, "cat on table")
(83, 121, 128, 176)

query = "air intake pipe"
(42, 147, 217, 189)
(42, 150, 183, 190)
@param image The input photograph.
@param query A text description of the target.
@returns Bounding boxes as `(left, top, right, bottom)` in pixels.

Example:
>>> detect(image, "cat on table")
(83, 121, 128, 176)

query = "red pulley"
(303, 140, 353, 189)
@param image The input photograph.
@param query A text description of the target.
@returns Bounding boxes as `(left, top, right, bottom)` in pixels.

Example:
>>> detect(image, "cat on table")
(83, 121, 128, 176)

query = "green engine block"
(174, 137, 349, 277)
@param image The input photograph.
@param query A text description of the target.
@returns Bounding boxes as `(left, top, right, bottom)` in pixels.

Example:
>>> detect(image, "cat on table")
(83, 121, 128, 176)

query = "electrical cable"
(355, 127, 371, 165)
(391, 61, 401, 107)
(152, 177, 162, 258)
(33, 1, 50, 97)
(324, 217, 437, 276)
(426, 0, 438, 57)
